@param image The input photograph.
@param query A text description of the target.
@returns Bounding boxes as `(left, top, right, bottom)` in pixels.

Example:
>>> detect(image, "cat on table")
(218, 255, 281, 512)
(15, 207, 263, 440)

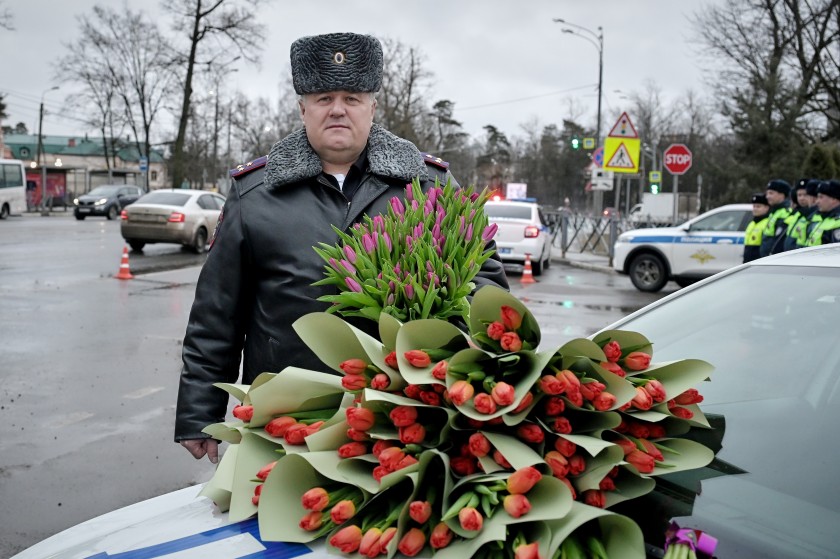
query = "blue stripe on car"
(626, 236, 744, 245)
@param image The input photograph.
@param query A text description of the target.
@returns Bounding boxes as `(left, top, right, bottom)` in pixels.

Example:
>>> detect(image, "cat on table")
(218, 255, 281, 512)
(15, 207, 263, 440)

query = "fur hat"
(751, 193, 769, 206)
(817, 179, 840, 201)
(795, 178, 811, 192)
(290, 33, 383, 95)
(766, 179, 791, 197)
(805, 179, 821, 197)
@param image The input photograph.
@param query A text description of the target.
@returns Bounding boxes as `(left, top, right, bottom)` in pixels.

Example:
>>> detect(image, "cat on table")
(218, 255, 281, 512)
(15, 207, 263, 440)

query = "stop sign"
(663, 144, 692, 175)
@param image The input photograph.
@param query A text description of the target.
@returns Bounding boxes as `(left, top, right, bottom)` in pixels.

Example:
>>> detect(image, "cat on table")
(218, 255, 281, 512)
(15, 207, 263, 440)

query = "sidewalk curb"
(553, 256, 615, 274)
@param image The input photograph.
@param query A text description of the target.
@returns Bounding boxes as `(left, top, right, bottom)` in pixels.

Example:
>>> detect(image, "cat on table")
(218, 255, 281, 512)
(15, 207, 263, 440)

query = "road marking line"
(123, 386, 165, 399)
(53, 411, 95, 428)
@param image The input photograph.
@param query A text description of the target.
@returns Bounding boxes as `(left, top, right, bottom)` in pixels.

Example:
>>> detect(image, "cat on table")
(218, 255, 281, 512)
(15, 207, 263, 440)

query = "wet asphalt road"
(0, 213, 673, 556)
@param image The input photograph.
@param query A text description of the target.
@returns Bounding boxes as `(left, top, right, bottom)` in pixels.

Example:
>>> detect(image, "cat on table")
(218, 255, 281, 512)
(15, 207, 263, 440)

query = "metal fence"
(543, 210, 628, 267)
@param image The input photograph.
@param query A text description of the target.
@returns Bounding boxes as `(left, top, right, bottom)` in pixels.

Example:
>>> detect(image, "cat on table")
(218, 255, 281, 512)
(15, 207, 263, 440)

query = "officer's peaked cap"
(291, 33, 383, 95)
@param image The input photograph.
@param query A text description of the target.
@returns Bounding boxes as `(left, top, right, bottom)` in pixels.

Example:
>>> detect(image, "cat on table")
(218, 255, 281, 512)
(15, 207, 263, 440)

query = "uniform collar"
(264, 123, 429, 189)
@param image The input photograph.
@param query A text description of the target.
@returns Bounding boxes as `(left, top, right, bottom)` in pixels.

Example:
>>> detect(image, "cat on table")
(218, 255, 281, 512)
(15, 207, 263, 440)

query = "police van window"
(1, 163, 23, 188)
(485, 204, 532, 220)
(691, 211, 745, 232)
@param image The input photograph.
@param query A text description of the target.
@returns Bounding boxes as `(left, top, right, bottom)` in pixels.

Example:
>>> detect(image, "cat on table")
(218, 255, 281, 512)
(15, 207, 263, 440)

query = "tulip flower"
(481, 223, 498, 243)
(543, 395, 565, 415)
(264, 416, 297, 438)
(378, 527, 398, 555)
(450, 455, 479, 476)
(232, 404, 254, 422)
(559, 476, 576, 499)
(330, 499, 356, 524)
(409, 500, 432, 524)
(614, 438, 637, 456)
(449, 380, 475, 406)
(346, 407, 375, 431)
(301, 487, 330, 511)
(512, 391, 534, 413)
(344, 276, 363, 293)
(639, 438, 664, 461)
(486, 321, 506, 340)
(556, 369, 581, 392)
(256, 460, 277, 481)
(370, 373, 390, 390)
(469, 432, 492, 457)
(299, 511, 324, 531)
(554, 437, 577, 457)
(500, 331, 523, 352)
(626, 449, 656, 473)
(583, 489, 607, 508)
(399, 423, 426, 444)
(398, 527, 427, 556)
(592, 391, 617, 411)
(599, 476, 616, 491)
(372, 439, 397, 457)
(389, 405, 418, 427)
(507, 466, 542, 494)
(419, 390, 441, 406)
(552, 416, 572, 434)
(252, 483, 263, 506)
(431, 360, 448, 380)
(631, 386, 654, 411)
(568, 454, 586, 475)
(671, 406, 694, 419)
(285, 422, 321, 445)
(539, 375, 565, 395)
(603, 340, 622, 362)
(517, 423, 545, 443)
(378, 446, 405, 471)
(396, 454, 418, 470)
(504, 493, 532, 518)
(544, 450, 570, 478)
(643, 379, 667, 403)
(384, 351, 398, 369)
(674, 388, 704, 405)
(627, 422, 651, 439)
(404, 350, 432, 368)
(599, 360, 626, 377)
(500, 305, 523, 330)
(579, 380, 605, 401)
(339, 358, 367, 376)
(624, 351, 652, 371)
(491, 381, 515, 406)
(338, 442, 368, 458)
(648, 424, 667, 438)
(514, 542, 542, 559)
(430, 522, 453, 549)
(330, 525, 363, 553)
(458, 507, 484, 531)
(493, 449, 512, 468)
(473, 392, 497, 414)
(390, 196, 405, 217)
(359, 528, 382, 558)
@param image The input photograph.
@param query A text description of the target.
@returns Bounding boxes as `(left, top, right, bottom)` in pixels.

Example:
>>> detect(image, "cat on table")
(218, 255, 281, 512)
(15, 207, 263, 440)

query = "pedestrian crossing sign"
(603, 137, 640, 173)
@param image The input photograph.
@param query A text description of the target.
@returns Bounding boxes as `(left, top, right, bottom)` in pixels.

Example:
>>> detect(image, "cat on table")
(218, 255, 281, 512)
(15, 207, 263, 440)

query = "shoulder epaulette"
(421, 152, 449, 171)
(229, 155, 268, 178)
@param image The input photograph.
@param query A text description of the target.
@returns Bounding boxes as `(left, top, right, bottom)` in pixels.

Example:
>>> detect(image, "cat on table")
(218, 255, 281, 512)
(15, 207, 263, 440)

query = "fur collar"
(264, 123, 429, 189)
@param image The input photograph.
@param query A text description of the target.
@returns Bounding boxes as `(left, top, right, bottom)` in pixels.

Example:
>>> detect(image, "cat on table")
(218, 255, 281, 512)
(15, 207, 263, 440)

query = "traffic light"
(650, 182, 660, 194)
(570, 136, 581, 150)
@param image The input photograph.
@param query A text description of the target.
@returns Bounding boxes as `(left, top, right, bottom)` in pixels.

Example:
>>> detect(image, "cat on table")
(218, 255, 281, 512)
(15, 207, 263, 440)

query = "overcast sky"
(1, 0, 720, 148)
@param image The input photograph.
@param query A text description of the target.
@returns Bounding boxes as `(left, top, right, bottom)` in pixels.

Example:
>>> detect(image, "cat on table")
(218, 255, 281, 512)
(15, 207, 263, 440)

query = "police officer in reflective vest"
(744, 193, 770, 263)
(805, 180, 840, 246)
(759, 179, 792, 257)
(783, 179, 819, 251)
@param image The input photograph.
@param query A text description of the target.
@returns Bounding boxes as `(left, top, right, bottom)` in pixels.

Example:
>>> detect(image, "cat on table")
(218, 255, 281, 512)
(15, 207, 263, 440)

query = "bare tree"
(164, 0, 269, 188)
(57, 6, 174, 186)
(0, 0, 13, 31)
(376, 37, 434, 145)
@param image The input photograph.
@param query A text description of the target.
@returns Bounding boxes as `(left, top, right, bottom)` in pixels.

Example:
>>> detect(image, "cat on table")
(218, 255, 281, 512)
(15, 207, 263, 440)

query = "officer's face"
(300, 91, 376, 163)
(816, 193, 840, 213)
(765, 189, 785, 206)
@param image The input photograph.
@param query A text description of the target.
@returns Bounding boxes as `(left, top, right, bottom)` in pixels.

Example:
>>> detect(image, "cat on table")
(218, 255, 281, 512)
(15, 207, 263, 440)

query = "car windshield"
(88, 185, 122, 196)
(613, 264, 840, 556)
(485, 205, 532, 220)
(137, 192, 191, 206)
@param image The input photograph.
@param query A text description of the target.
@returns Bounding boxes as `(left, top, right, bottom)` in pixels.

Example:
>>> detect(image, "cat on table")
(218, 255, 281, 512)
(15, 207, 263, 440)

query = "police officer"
(805, 180, 840, 246)
(759, 179, 792, 257)
(783, 179, 820, 251)
(175, 32, 510, 463)
(744, 193, 770, 263)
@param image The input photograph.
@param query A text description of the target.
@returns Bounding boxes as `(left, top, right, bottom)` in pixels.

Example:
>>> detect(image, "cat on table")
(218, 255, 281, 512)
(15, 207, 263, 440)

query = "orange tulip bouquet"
(199, 179, 719, 559)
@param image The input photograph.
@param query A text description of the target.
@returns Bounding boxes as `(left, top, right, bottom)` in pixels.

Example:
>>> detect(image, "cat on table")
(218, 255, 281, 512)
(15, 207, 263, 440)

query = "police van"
(613, 203, 753, 292)
(0, 158, 27, 219)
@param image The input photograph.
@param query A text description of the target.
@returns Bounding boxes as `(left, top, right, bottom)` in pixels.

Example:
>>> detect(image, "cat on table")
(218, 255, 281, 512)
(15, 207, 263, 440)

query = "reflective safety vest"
(784, 208, 816, 250)
(760, 205, 792, 257)
(745, 217, 768, 246)
(805, 215, 840, 246)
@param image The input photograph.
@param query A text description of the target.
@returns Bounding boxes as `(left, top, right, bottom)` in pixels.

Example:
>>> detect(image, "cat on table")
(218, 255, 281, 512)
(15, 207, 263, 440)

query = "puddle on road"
(518, 296, 640, 314)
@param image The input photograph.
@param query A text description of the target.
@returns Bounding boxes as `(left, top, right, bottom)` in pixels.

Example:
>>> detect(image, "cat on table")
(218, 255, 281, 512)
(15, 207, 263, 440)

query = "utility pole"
(37, 86, 59, 216)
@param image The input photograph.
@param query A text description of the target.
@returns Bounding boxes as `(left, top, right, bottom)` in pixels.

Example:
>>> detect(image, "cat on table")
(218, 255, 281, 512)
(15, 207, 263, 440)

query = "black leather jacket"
(175, 124, 509, 440)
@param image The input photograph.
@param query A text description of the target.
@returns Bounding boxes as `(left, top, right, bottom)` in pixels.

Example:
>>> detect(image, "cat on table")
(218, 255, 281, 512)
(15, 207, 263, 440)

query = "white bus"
(0, 159, 27, 219)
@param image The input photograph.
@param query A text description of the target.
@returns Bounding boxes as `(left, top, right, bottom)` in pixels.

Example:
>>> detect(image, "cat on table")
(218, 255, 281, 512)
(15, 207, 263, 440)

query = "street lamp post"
(553, 18, 603, 144)
(36, 86, 59, 215)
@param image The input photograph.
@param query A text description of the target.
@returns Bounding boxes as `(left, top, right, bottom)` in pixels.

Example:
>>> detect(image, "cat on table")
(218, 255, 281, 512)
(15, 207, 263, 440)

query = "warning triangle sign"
(605, 142, 636, 169)
(607, 112, 639, 138)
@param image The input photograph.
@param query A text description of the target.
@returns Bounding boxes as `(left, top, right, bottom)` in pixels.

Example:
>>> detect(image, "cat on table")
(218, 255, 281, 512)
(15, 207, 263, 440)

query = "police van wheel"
(0, 203, 9, 219)
(629, 253, 668, 292)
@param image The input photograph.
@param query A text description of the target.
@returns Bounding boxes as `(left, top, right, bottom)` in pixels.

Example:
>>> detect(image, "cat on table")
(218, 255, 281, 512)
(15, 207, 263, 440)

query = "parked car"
(601, 206, 620, 219)
(12, 245, 840, 559)
(73, 184, 143, 220)
(613, 203, 752, 292)
(484, 200, 553, 275)
(120, 189, 225, 254)
(601, 244, 840, 558)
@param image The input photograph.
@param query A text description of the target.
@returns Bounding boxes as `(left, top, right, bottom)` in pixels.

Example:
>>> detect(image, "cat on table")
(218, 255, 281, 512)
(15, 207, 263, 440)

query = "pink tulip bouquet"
(199, 183, 721, 559)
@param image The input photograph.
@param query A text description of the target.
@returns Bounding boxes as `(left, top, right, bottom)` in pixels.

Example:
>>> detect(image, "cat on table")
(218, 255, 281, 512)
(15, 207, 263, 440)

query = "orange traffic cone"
(520, 253, 536, 284)
(115, 246, 134, 280)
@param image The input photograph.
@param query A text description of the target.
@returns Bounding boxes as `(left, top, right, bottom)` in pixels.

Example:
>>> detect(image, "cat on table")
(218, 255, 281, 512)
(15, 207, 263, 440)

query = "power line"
(456, 84, 598, 111)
